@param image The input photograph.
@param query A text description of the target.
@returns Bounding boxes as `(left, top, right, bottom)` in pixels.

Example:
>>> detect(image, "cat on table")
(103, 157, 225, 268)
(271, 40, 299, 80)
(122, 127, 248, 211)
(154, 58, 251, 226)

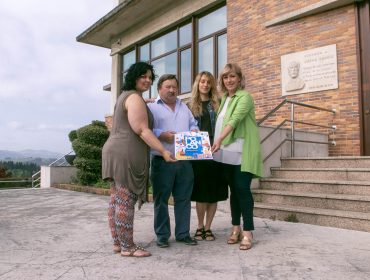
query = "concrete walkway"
(0, 188, 370, 280)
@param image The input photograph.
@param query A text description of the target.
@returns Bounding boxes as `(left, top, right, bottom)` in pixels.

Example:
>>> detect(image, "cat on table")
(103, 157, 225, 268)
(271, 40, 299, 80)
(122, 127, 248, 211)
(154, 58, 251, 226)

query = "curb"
(53, 184, 111, 196)
(52, 184, 173, 204)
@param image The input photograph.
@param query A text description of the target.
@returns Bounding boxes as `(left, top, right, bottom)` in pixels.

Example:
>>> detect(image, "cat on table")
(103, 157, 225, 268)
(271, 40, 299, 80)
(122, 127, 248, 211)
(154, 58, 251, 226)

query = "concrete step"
(252, 189, 370, 212)
(254, 203, 370, 232)
(259, 178, 370, 196)
(281, 156, 370, 168)
(270, 167, 370, 181)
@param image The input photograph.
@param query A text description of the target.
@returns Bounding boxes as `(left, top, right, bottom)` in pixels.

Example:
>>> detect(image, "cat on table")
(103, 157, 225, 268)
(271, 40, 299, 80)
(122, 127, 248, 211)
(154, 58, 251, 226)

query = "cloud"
(7, 121, 25, 130)
(7, 121, 78, 131)
(0, 0, 113, 152)
(0, 0, 112, 102)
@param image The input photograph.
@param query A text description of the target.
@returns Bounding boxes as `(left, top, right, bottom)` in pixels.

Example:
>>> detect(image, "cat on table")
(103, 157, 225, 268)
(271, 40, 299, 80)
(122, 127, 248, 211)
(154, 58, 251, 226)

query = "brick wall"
(227, 0, 360, 156)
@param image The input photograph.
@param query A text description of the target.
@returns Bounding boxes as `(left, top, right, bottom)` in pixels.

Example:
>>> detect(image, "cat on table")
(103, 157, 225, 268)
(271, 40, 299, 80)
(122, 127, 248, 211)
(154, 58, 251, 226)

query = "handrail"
(31, 170, 41, 188)
(0, 180, 30, 183)
(263, 138, 289, 163)
(257, 99, 336, 125)
(288, 100, 336, 114)
(258, 98, 336, 161)
(0, 179, 32, 189)
(261, 119, 289, 144)
(261, 119, 336, 144)
(258, 99, 289, 125)
(48, 151, 73, 166)
(263, 138, 332, 163)
(291, 120, 336, 130)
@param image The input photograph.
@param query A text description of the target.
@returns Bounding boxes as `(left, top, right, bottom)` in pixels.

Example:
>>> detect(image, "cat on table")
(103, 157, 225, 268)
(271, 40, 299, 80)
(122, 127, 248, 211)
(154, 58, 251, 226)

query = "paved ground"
(0, 188, 370, 280)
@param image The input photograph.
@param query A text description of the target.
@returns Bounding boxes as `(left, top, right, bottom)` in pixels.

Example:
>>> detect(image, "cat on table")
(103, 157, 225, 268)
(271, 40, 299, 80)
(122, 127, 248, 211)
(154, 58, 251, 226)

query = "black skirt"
(191, 160, 228, 203)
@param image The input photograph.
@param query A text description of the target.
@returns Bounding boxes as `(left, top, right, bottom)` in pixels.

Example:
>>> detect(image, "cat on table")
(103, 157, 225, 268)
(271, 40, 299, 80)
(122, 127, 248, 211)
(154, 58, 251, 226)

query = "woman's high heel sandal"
(227, 231, 241, 244)
(239, 233, 253, 250)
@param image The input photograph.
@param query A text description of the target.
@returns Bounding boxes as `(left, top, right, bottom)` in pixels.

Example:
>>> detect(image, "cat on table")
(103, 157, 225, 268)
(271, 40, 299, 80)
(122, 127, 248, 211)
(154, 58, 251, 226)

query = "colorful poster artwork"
(175, 131, 213, 160)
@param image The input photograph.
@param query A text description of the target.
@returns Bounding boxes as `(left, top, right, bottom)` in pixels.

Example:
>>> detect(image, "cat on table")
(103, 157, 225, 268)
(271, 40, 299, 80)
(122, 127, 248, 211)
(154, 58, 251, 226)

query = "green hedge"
(77, 124, 109, 147)
(69, 120, 109, 185)
(72, 139, 101, 159)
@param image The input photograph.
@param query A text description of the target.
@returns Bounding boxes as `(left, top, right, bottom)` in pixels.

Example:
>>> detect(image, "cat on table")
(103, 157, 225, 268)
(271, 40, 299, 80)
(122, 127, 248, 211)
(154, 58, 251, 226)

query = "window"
(122, 49, 136, 86)
(198, 6, 227, 38)
(198, 38, 213, 73)
(151, 30, 177, 58)
(180, 48, 192, 93)
(197, 6, 227, 77)
(179, 23, 192, 46)
(139, 44, 149, 61)
(121, 5, 227, 98)
(151, 53, 177, 98)
(123, 50, 135, 72)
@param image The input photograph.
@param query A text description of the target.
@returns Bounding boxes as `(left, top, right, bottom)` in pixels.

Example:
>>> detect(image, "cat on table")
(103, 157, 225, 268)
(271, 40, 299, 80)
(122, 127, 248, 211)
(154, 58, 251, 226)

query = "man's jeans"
(151, 156, 194, 240)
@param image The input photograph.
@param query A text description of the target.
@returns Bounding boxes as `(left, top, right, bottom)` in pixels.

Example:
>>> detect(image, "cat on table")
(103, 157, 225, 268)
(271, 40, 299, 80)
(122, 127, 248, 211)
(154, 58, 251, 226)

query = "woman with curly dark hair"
(102, 62, 176, 257)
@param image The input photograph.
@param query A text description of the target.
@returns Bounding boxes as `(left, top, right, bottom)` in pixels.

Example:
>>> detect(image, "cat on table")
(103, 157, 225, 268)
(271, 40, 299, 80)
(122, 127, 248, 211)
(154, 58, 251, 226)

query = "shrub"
(68, 130, 78, 142)
(94, 179, 110, 189)
(72, 139, 101, 159)
(69, 120, 109, 185)
(77, 124, 109, 147)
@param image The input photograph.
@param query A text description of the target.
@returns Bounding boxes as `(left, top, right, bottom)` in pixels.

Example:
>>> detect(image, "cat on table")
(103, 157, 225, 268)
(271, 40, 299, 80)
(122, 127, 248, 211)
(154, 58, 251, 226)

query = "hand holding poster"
(175, 131, 213, 160)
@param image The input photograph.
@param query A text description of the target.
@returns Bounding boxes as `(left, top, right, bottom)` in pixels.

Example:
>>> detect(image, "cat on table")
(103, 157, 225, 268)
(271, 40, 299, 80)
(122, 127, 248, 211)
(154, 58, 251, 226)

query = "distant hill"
(0, 149, 63, 161)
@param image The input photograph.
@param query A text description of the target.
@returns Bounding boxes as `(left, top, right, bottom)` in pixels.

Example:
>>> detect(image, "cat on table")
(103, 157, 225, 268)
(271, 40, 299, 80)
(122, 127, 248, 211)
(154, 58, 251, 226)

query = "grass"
(94, 179, 110, 189)
(284, 213, 299, 223)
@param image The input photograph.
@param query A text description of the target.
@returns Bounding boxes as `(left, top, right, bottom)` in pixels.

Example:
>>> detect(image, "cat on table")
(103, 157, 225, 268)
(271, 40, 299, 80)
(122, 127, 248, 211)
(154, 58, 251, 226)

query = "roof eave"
(76, 0, 137, 48)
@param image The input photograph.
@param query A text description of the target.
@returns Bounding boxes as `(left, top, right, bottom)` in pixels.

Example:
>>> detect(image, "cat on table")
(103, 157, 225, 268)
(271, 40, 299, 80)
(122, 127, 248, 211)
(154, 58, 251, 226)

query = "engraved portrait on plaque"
(285, 61, 305, 92)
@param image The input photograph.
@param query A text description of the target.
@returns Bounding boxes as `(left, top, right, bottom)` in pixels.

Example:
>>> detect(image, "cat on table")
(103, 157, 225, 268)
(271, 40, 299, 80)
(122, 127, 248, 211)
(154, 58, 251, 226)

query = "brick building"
(77, 0, 370, 156)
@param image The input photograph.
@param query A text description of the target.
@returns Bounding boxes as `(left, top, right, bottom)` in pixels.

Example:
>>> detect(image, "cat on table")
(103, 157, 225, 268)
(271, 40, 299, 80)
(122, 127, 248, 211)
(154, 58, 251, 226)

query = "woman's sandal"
(113, 245, 121, 253)
(204, 229, 216, 241)
(194, 227, 205, 241)
(121, 245, 151, 257)
(239, 234, 253, 250)
(227, 231, 241, 244)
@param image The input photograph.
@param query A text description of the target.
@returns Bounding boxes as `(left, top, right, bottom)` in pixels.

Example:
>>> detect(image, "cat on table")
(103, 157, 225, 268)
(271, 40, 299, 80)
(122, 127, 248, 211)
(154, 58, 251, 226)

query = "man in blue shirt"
(148, 74, 199, 247)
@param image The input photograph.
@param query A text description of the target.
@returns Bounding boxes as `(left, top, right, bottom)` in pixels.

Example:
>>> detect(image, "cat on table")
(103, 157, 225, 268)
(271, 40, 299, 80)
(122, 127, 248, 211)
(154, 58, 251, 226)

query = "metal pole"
(291, 103, 295, 157)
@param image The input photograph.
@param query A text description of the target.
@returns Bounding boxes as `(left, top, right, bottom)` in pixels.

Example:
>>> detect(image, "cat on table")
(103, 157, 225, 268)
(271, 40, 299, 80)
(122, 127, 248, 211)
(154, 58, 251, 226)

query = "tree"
(69, 120, 109, 185)
(0, 166, 12, 178)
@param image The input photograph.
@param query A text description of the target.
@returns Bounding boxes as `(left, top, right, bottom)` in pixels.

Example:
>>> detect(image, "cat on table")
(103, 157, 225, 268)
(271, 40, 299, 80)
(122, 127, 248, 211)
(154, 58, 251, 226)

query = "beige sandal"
(227, 231, 241, 244)
(239, 234, 253, 250)
(121, 245, 151, 258)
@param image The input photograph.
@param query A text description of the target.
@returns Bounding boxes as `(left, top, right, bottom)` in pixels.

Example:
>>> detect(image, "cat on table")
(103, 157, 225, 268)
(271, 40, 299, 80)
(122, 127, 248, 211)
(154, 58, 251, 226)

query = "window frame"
(120, 3, 227, 98)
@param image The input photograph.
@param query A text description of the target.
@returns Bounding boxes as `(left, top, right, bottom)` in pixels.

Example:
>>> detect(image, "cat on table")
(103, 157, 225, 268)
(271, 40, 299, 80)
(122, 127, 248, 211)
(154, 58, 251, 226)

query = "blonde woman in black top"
(188, 71, 228, 241)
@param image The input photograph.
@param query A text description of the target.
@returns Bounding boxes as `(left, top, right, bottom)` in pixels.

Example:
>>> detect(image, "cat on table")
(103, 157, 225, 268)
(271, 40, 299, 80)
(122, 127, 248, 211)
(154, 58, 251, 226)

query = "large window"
(121, 5, 227, 98)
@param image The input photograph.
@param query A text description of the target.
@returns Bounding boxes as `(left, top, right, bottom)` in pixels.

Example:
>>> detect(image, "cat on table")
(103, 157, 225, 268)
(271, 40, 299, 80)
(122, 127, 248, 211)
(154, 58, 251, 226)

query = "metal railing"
(31, 171, 41, 188)
(258, 99, 336, 162)
(31, 151, 74, 188)
(0, 179, 32, 189)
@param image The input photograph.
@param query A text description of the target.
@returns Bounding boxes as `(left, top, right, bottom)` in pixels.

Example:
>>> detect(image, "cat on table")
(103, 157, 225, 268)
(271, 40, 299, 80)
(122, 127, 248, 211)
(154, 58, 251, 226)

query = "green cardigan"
(217, 90, 263, 178)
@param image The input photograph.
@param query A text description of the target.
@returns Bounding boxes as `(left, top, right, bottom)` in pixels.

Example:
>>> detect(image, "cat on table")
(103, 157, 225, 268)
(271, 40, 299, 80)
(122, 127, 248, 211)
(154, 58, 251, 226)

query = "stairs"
(253, 157, 370, 232)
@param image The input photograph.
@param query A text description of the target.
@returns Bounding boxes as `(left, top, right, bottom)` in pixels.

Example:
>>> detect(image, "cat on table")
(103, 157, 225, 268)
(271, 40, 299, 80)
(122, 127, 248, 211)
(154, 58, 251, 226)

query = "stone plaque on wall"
(281, 44, 338, 96)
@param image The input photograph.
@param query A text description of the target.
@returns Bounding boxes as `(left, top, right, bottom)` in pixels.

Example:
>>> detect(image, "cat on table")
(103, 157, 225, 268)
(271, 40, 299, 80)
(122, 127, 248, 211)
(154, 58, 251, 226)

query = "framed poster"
(174, 131, 213, 160)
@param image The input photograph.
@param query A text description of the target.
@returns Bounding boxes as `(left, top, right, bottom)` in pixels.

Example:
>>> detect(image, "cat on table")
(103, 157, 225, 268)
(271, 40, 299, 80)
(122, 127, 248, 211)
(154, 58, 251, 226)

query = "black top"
(200, 101, 213, 140)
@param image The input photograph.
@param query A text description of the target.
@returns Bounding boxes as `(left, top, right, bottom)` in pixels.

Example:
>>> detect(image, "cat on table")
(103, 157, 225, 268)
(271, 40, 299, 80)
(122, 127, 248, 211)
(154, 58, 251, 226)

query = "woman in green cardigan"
(211, 63, 263, 250)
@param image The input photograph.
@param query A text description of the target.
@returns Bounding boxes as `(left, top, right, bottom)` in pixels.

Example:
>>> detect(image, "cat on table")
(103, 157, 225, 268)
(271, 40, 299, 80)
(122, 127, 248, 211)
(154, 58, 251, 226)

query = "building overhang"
(76, 0, 181, 48)
(265, 0, 364, 27)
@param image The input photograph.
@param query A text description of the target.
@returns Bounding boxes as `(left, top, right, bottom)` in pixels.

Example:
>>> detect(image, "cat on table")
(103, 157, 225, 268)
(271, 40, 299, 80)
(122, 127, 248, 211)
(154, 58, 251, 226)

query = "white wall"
(41, 166, 77, 188)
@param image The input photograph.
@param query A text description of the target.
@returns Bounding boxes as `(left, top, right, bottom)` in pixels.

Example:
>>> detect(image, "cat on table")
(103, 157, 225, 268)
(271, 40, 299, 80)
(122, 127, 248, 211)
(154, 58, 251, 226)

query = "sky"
(0, 1, 115, 154)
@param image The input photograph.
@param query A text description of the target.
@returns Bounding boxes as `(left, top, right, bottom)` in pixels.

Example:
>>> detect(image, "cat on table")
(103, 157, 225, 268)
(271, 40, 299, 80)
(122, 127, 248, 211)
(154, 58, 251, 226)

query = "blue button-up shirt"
(148, 97, 198, 155)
